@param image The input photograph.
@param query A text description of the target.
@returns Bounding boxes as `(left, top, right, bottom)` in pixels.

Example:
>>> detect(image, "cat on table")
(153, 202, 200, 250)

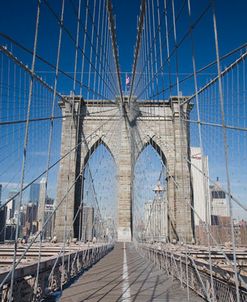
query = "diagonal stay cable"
(0, 112, 119, 212)
(0, 32, 114, 103)
(135, 115, 247, 290)
(8, 1, 41, 300)
(43, 0, 117, 100)
(47, 116, 121, 284)
(0, 112, 120, 290)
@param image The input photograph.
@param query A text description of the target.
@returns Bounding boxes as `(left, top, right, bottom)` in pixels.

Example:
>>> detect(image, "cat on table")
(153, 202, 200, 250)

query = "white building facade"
(210, 180, 229, 218)
(191, 147, 210, 226)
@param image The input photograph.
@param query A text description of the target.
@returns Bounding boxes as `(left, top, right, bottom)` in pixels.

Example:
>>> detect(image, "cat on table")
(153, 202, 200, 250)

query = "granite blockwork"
(54, 96, 194, 243)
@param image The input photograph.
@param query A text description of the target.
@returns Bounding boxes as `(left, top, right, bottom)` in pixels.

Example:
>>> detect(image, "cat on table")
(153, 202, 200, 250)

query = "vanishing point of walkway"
(60, 243, 203, 302)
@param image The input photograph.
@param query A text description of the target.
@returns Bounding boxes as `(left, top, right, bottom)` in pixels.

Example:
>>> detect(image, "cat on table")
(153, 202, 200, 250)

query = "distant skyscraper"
(5, 225, 16, 241)
(43, 201, 54, 239)
(210, 178, 230, 224)
(19, 205, 26, 227)
(6, 191, 17, 224)
(37, 179, 54, 239)
(191, 147, 210, 226)
(38, 178, 46, 233)
(29, 183, 40, 204)
(25, 202, 38, 235)
(0, 184, 2, 206)
(0, 206, 6, 243)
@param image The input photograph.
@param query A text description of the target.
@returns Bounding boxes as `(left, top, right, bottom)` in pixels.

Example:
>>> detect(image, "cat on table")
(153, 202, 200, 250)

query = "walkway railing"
(0, 243, 114, 302)
(137, 243, 247, 302)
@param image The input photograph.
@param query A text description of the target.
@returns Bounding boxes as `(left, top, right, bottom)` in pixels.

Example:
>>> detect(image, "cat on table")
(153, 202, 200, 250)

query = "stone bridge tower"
(54, 95, 194, 243)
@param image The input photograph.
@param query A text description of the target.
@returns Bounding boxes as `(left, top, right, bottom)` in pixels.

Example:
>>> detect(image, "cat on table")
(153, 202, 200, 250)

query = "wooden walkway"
(60, 243, 203, 302)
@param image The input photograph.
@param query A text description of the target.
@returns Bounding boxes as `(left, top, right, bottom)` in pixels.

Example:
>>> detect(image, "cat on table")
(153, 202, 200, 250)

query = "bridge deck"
(60, 243, 203, 302)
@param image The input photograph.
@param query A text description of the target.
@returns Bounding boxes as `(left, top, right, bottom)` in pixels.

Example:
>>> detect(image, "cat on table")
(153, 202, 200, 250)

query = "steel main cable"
(0, 111, 119, 212)
(0, 32, 114, 103)
(132, 0, 189, 99)
(106, 0, 124, 103)
(134, 2, 211, 100)
(43, 0, 118, 100)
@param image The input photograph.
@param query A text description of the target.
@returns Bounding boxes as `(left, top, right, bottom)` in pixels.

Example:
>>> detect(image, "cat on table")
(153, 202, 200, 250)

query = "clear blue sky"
(0, 1, 246, 78)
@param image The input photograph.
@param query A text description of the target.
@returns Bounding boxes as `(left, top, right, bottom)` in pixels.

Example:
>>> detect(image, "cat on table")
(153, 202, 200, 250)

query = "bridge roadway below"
(60, 243, 203, 302)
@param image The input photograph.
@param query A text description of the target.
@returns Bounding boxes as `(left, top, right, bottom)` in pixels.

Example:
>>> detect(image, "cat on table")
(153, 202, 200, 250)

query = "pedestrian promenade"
(60, 243, 203, 302)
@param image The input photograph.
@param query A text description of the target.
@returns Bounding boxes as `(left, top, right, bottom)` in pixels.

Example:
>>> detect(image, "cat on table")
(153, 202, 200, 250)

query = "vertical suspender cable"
(171, 0, 197, 295)
(186, 0, 215, 300)
(8, 1, 41, 301)
(32, 1, 65, 300)
(211, 1, 240, 301)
